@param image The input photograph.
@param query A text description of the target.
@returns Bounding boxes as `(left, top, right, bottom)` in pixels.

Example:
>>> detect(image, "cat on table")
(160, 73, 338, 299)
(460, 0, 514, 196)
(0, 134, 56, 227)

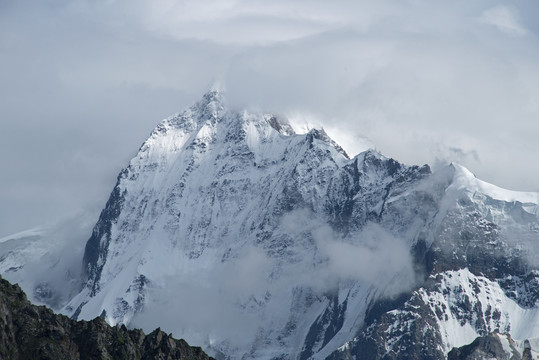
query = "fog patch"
(131, 209, 417, 352)
(277, 209, 417, 295)
(0, 211, 94, 309)
(130, 246, 279, 351)
(218, 245, 273, 299)
(315, 222, 416, 296)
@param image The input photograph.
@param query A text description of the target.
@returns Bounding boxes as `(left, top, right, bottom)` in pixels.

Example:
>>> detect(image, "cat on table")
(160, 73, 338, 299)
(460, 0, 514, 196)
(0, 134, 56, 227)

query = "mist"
(314, 222, 416, 295)
(0, 210, 95, 309)
(131, 209, 416, 351)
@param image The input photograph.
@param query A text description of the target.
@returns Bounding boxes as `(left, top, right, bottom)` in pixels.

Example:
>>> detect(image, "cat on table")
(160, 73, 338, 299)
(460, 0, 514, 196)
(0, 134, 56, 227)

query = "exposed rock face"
(447, 333, 535, 360)
(0, 276, 213, 360)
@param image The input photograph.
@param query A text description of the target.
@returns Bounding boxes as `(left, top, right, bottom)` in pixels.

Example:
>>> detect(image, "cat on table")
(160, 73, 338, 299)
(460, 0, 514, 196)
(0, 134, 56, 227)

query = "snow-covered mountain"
(3, 89, 539, 359)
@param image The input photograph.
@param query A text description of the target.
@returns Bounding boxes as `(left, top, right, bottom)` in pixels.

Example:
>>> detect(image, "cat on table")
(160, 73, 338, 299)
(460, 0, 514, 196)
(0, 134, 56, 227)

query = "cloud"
(314, 223, 416, 295)
(431, 145, 481, 174)
(0, 211, 95, 309)
(2, 2, 539, 355)
(278, 209, 417, 294)
(130, 209, 416, 351)
(1, 0, 539, 239)
(130, 249, 272, 350)
(479, 5, 527, 35)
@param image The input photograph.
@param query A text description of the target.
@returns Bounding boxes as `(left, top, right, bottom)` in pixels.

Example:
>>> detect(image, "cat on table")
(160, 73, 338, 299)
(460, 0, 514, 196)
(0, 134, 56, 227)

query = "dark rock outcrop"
(447, 333, 531, 360)
(0, 276, 213, 360)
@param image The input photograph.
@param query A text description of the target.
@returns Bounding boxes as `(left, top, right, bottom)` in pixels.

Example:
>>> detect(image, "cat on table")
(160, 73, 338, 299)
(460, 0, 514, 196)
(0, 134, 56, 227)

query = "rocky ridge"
(447, 333, 535, 360)
(0, 276, 213, 360)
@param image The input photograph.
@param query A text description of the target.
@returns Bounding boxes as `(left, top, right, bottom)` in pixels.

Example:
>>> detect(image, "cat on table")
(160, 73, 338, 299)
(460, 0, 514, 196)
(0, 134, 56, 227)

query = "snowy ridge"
(333, 268, 539, 359)
(450, 163, 539, 206)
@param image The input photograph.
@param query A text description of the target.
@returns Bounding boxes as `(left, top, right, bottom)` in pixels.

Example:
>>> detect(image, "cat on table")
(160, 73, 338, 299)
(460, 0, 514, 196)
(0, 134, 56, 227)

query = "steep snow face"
(63, 90, 433, 359)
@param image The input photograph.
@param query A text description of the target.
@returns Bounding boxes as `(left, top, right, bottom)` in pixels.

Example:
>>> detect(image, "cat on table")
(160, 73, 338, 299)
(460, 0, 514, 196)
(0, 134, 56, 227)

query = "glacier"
(2, 89, 539, 359)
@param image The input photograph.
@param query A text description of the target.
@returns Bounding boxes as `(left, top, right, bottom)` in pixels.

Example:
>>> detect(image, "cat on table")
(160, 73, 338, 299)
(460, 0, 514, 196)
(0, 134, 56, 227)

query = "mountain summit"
(3, 90, 539, 359)
(64, 90, 432, 358)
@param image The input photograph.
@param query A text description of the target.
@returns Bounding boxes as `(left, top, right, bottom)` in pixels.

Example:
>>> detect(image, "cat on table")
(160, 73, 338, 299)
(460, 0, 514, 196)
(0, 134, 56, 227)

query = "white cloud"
(1, 0, 539, 237)
(278, 209, 416, 294)
(130, 209, 416, 351)
(314, 222, 416, 295)
(479, 5, 527, 35)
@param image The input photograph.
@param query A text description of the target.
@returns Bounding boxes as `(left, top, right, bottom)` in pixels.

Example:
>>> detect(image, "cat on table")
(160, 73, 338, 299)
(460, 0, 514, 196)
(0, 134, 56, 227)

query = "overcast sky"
(1, 0, 539, 237)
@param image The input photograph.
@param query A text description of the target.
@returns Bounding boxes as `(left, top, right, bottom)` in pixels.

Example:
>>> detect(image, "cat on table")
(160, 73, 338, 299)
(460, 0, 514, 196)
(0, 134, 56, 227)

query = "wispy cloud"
(131, 208, 416, 351)
(479, 5, 527, 36)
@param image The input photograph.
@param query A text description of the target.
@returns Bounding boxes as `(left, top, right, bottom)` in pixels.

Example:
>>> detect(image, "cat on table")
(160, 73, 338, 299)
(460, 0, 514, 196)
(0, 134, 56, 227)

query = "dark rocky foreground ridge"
(0, 276, 214, 360)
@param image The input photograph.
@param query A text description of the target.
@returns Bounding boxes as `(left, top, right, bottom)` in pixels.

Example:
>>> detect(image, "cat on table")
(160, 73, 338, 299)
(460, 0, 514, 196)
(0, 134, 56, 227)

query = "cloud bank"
(1, 0, 539, 236)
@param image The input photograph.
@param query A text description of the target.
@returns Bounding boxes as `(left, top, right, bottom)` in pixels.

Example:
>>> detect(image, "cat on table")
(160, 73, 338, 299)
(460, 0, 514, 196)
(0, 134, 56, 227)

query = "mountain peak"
(194, 88, 226, 121)
(449, 162, 539, 204)
(307, 128, 349, 158)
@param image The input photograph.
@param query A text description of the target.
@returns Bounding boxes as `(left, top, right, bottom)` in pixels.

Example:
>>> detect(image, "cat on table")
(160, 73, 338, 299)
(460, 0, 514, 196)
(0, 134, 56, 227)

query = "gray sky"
(1, 0, 539, 237)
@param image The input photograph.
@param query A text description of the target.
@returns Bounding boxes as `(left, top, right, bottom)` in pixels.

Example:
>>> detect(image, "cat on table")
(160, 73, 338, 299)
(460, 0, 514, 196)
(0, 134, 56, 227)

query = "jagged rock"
(447, 333, 533, 360)
(0, 276, 213, 360)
